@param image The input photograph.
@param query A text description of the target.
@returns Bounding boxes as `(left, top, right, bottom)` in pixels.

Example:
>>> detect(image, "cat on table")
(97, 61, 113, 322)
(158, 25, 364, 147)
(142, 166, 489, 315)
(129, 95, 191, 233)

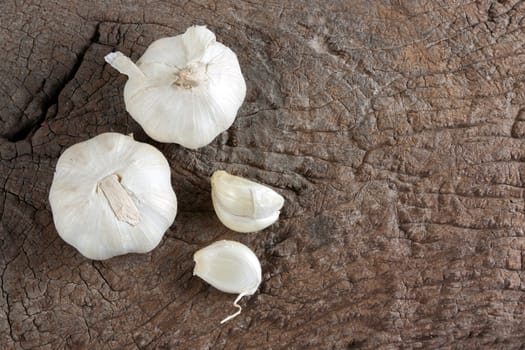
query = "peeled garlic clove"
(193, 240, 262, 323)
(49, 133, 177, 260)
(105, 25, 246, 149)
(211, 170, 284, 233)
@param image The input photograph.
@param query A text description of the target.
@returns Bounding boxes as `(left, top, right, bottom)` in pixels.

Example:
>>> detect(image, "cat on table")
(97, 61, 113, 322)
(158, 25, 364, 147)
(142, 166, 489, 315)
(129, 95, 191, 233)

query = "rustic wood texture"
(1, 0, 525, 349)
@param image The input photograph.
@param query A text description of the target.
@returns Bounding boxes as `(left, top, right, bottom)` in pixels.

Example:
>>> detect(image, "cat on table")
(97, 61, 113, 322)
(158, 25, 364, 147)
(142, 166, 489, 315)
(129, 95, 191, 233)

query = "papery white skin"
(105, 25, 246, 149)
(193, 240, 262, 323)
(49, 133, 177, 260)
(211, 170, 284, 233)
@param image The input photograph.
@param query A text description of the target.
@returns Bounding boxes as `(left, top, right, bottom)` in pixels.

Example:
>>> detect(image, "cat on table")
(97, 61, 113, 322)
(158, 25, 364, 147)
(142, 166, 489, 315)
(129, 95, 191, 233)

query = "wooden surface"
(1, 0, 525, 348)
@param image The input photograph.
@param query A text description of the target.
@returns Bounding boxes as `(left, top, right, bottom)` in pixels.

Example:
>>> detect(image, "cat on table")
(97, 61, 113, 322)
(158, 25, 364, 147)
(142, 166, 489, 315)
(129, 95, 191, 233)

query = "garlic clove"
(105, 25, 246, 149)
(212, 202, 281, 233)
(211, 170, 284, 233)
(193, 240, 262, 323)
(49, 133, 177, 260)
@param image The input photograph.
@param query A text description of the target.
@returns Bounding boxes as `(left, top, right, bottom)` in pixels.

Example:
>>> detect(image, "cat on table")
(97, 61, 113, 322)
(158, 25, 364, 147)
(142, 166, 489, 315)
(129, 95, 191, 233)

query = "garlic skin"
(49, 133, 177, 260)
(211, 170, 284, 233)
(193, 240, 262, 323)
(105, 25, 246, 149)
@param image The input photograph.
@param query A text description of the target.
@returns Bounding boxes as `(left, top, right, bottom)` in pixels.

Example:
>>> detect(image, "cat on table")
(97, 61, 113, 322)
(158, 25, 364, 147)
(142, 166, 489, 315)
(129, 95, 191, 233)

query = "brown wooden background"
(1, 1, 525, 349)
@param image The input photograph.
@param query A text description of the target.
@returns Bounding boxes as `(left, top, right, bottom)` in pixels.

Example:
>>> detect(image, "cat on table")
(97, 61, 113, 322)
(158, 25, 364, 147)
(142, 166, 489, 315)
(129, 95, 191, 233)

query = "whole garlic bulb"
(211, 170, 284, 233)
(104, 25, 246, 149)
(49, 133, 177, 260)
(193, 240, 262, 323)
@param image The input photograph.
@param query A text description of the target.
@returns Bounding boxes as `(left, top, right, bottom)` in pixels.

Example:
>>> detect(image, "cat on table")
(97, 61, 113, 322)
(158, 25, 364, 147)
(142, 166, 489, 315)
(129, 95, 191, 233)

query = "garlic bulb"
(211, 170, 284, 233)
(104, 25, 246, 149)
(49, 133, 177, 260)
(193, 240, 262, 323)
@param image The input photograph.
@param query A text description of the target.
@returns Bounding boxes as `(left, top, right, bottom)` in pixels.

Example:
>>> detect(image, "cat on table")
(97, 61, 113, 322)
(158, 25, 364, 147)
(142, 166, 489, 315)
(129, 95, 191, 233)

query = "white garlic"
(193, 240, 262, 323)
(49, 133, 177, 260)
(104, 25, 246, 149)
(211, 170, 284, 233)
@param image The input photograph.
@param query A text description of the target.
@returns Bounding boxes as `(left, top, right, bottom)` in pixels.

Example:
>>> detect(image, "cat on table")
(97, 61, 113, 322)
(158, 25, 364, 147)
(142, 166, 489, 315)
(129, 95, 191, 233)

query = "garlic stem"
(220, 292, 246, 324)
(98, 174, 141, 226)
(104, 51, 146, 80)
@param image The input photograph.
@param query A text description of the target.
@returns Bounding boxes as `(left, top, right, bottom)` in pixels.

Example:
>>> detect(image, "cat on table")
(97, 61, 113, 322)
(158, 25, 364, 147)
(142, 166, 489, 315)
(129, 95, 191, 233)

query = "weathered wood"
(1, 0, 525, 348)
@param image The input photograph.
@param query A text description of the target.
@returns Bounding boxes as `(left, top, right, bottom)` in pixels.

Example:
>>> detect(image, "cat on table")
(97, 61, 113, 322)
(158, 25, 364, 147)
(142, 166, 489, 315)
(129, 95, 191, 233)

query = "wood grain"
(1, 0, 525, 348)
